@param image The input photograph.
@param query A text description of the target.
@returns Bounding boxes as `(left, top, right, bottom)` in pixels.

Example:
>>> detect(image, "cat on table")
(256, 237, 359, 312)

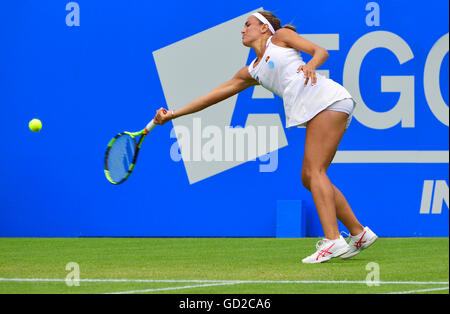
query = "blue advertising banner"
(0, 1, 448, 237)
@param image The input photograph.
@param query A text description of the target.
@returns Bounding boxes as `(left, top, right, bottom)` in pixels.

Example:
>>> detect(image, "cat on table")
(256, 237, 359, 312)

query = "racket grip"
(145, 120, 157, 133)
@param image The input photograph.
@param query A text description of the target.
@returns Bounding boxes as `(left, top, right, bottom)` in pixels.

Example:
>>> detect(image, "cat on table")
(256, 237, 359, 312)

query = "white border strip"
(0, 278, 448, 285)
(333, 150, 449, 163)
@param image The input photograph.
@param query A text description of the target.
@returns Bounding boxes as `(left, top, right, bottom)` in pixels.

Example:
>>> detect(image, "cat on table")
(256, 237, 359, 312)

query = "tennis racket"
(104, 112, 164, 185)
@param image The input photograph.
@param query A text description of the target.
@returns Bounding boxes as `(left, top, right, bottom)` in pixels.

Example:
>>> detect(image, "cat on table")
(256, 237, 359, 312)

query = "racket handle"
(145, 109, 168, 133)
(145, 120, 157, 133)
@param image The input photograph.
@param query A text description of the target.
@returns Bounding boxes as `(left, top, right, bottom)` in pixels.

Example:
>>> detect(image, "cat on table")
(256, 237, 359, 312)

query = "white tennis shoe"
(340, 226, 378, 259)
(302, 236, 350, 264)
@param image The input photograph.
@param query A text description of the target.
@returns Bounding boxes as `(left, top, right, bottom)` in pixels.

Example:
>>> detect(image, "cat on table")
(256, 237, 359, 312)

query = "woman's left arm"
(274, 28, 329, 86)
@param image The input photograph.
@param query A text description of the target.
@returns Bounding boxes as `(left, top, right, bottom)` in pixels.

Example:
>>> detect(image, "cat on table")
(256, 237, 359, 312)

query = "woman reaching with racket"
(153, 11, 377, 263)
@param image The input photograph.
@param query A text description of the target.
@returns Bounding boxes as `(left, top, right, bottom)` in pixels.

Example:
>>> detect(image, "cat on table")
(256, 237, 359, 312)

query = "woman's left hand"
(297, 64, 317, 86)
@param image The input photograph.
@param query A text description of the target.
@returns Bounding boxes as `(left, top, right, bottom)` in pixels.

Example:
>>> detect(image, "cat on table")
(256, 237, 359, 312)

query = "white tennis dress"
(248, 36, 355, 128)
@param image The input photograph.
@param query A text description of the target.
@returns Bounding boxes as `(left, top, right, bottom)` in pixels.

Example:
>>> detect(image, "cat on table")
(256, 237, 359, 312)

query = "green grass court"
(0, 237, 448, 294)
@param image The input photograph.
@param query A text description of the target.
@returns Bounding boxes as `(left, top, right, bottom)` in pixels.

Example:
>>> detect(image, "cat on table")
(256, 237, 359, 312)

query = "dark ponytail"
(283, 24, 297, 32)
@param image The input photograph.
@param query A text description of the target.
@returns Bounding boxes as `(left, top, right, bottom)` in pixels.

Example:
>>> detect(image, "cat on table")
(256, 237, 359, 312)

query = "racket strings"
(106, 134, 137, 183)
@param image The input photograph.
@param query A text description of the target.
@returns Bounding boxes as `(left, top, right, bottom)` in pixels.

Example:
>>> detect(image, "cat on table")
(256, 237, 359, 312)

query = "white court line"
(106, 282, 240, 294)
(0, 278, 448, 285)
(386, 287, 449, 294)
(108, 284, 450, 295)
(0, 278, 226, 284)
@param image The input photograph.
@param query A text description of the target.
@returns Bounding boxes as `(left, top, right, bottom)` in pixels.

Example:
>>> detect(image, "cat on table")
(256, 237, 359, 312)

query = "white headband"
(252, 12, 276, 34)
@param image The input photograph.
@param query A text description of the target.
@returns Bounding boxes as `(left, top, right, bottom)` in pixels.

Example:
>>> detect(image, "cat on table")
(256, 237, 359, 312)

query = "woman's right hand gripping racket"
(104, 109, 168, 185)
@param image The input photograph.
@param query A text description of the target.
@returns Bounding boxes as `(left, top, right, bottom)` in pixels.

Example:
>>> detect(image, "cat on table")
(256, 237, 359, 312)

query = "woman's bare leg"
(332, 185, 364, 236)
(302, 110, 363, 239)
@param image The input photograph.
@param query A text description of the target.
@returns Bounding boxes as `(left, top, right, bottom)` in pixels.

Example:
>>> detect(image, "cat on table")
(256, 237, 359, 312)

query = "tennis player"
(153, 11, 378, 263)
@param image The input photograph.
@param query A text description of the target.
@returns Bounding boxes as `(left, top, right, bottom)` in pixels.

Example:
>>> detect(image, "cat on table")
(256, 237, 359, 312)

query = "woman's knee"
(301, 170, 311, 190)
(301, 166, 326, 190)
(301, 167, 315, 190)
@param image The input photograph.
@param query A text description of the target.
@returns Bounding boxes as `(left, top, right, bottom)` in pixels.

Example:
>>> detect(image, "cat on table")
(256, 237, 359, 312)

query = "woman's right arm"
(153, 66, 258, 124)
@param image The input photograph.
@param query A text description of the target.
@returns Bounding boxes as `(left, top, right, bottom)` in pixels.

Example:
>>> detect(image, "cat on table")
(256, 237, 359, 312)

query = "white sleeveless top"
(248, 36, 354, 128)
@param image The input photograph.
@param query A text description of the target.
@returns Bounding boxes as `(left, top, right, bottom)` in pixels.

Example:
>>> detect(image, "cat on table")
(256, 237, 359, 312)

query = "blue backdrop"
(0, 0, 448, 237)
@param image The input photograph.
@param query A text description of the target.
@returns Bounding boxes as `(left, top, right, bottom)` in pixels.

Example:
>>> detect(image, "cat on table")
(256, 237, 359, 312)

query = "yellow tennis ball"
(29, 119, 42, 132)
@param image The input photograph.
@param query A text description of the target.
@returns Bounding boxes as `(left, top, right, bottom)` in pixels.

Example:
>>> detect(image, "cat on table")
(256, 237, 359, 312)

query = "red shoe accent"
(316, 243, 335, 261)
(354, 231, 367, 249)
